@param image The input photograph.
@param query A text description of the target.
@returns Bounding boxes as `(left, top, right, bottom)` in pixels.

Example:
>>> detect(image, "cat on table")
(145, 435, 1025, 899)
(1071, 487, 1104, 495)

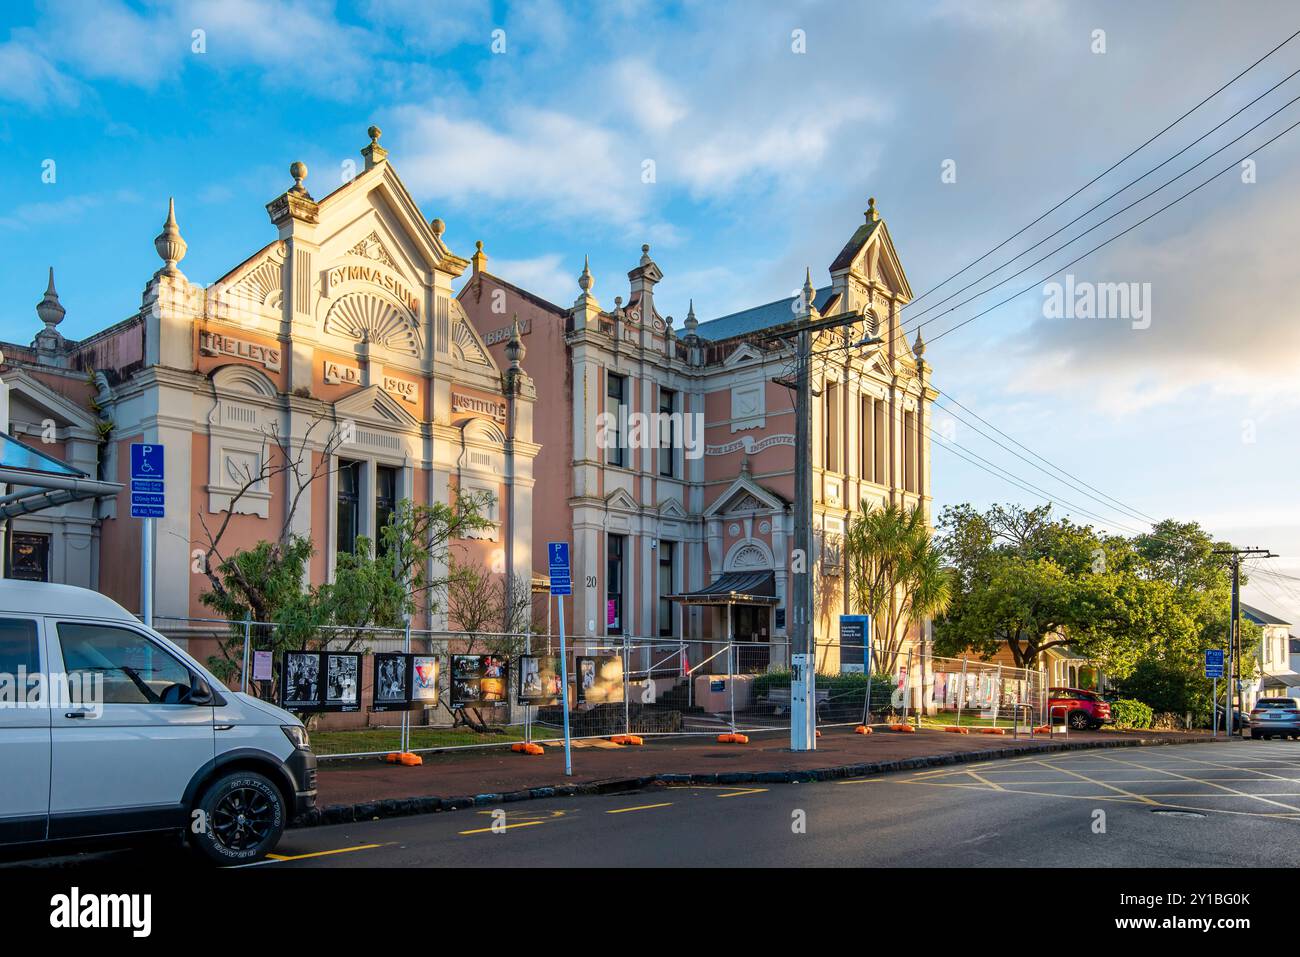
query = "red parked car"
(1048, 687, 1112, 730)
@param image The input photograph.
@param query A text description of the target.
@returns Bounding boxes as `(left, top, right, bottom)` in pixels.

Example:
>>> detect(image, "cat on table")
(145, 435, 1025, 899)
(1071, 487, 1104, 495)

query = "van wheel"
(190, 771, 285, 865)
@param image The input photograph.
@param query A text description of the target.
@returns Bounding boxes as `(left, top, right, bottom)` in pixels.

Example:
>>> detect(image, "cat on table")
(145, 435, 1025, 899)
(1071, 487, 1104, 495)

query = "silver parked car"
(1249, 697, 1300, 740)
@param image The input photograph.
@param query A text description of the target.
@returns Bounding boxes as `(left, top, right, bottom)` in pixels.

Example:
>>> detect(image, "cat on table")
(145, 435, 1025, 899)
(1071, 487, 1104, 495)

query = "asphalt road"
(11, 740, 1300, 868)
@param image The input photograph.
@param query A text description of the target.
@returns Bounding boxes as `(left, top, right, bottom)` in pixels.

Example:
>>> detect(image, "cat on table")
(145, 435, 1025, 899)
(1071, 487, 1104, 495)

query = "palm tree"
(844, 502, 953, 676)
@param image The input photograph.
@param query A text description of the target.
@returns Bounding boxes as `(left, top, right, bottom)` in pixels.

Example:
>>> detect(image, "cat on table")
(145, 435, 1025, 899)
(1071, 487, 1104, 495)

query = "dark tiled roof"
(829, 219, 882, 272)
(693, 286, 837, 342)
(1243, 603, 1291, 626)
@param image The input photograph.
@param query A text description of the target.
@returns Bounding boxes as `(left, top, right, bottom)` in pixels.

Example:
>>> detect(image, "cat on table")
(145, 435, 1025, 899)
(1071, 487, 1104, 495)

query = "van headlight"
(281, 725, 311, 750)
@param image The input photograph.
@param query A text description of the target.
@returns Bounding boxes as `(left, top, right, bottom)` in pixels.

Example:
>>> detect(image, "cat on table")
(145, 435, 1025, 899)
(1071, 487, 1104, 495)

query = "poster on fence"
(324, 653, 362, 712)
(517, 654, 563, 706)
(451, 654, 509, 708)
(282, 651, 323, 711)
(837, 615, 870, 674)
(576, 655, 623, 704)
(412, 655, 440, 706)
(372, 653, 414, 713)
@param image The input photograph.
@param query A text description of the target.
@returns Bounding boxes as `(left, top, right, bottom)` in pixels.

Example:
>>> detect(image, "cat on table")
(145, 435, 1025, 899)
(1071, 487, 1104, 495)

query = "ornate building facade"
(0, 130, 537, 646)
(459, 198, 934, 673)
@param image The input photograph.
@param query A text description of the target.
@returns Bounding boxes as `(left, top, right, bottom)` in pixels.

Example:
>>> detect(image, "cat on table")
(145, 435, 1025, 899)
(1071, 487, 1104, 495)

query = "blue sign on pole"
(130, 443, 166, 518)
(1205, 648, 1224, 678)
(548, 541, 571, 596)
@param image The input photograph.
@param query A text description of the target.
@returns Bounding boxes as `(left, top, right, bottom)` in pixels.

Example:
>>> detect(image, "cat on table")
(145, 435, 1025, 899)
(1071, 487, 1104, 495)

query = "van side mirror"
(187, 677, 214, 706)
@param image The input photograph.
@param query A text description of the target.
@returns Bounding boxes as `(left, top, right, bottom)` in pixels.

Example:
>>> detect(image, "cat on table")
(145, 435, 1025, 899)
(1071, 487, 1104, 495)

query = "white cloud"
(485, 253, 574, 306)
(393, 105, 646, 225)
(0, 39, 80, 108)
(608, 59, 686, 133)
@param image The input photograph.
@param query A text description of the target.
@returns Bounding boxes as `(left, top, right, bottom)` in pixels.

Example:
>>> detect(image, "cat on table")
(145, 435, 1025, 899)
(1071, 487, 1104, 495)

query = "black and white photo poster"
(282, 651, 322, 711)
(372, 652, 412, 712)
(325, 653, 361, 711)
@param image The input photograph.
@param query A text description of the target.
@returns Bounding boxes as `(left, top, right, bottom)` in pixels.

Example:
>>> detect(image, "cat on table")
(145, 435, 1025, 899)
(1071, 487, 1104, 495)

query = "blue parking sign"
(1205, 649, 1224, 678)
(130, 443, 165, 518)
(548, 542, 571, 596)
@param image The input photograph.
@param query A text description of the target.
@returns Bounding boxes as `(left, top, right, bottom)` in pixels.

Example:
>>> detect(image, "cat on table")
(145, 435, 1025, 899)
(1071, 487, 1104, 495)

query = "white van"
(0, 580, 316, 864)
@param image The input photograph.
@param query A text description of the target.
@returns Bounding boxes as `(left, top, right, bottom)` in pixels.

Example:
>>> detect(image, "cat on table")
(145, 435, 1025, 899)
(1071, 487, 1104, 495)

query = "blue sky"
(3, 0, 1299, 620)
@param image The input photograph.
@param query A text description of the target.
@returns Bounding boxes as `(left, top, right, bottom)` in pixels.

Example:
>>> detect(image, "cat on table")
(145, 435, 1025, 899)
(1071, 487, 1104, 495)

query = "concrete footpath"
(298, 726, 1219, 828)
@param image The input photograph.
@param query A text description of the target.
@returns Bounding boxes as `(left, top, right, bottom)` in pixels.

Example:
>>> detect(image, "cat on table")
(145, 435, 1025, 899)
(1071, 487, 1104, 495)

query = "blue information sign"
(1205, 648, 1224, 678)
(548, 541, 571, 596)
(130, 443, 166, 518)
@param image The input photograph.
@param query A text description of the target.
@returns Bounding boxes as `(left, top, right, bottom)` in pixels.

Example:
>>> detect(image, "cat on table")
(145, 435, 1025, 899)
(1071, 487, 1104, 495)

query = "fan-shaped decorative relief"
(452, 317, 492, 366)
(730, 543, 770, 570)
(324, 292, 421, 356)
(229, 256, 283, 311)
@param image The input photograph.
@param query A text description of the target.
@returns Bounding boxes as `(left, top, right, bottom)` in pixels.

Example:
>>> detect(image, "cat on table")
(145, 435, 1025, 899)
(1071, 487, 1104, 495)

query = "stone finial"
(154, 197, 187, 277)
(578, 254, 594, 293)
(639, 243, 652, 267)
(36, 266, 66, 330)
(289, 161, 309, 195)
(505, 313, 526, 370)
(740, 455, 752, 476)
(684, 299, 698, 336)
(471, 240, 488, 275)
(362, 124, 388, 170)
(430, 217, 445, 238)
(865, 196, 880, 223)
(913, 327, 926, 358)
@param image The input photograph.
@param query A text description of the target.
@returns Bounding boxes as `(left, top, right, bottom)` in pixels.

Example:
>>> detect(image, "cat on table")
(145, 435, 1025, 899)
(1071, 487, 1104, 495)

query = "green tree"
(844, 502, 952, 675)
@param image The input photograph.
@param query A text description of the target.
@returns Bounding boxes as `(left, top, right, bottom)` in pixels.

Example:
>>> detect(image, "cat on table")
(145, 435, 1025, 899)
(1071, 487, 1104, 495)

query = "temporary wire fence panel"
(149, 617, 1053, 756)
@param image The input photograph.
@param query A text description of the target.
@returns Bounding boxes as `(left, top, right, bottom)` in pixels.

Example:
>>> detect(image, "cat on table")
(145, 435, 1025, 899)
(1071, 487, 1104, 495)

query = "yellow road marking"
(717, 788, 768, 798)
(265, 843, 384, 862)
(459, 821, 545, 835)
(607, 802, 673, 814)
(1022, 758, 1160, 805)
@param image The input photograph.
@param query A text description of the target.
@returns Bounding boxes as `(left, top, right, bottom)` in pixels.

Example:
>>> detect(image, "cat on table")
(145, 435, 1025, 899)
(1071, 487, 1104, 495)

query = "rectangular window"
(606, 373, 626, 468)
(658, 541, 676, 637)
(7, 532, 51, 582)
(337, 459, 361, 555)
(607, 533, 625, 635)
(0, 618, 39, 678)
(874, 399, 887, 484)
(860, 395, 873, 482)
(658, 388, 677, 478)
(57, 622, 192, 705)
(824, 381, 841, 472)
(904, 410, 919, 493)
(375, 465, 398, 555)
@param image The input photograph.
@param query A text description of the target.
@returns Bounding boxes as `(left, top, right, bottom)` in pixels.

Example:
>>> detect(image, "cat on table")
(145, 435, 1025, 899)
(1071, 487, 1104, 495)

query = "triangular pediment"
(2, 369, 98, 431)
(658, 497, 689, 520)
(722, 342, 765, 367)
(605, 488, 639, 512)
(704, 473, 786, 518)
(333, 384, 419, 426)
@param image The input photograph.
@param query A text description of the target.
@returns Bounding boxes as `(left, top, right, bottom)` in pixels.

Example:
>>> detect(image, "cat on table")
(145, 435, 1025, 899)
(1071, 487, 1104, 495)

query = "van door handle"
(64, 711, 89, 719)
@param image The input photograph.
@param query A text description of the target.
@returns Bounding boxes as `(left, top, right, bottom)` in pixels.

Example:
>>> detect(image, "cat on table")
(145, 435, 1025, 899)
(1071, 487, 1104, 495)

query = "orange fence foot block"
(979, 727, 1009, 735)
(717, 733, 749, 744)
(815, 730, 822, 738)
(623, 734, 644, 746)
(944, 726, 970, 734)
(523, 743, 545, 755)
(853, 725, 873, 735)
(888, 724, 917, 733)
(1033, 725, 1051, 734)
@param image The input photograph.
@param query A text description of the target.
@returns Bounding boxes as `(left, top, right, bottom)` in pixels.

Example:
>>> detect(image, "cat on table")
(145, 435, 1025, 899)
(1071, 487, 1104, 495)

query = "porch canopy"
(667, 570, 778, 606)
(0, 430, 122, 519)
